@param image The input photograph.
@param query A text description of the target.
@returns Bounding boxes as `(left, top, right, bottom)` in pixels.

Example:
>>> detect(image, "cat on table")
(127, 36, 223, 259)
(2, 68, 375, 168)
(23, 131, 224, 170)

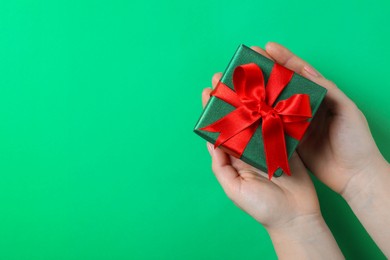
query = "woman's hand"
(202, 70, 319, 230)
(201, 47, 344, 258)
(260, 42, 390, 256)
(260, 42, 389, 198)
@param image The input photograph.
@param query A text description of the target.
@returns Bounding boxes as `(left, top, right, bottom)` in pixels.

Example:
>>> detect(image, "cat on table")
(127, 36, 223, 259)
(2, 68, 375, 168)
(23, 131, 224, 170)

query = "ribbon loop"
(201, 63, 312, 179)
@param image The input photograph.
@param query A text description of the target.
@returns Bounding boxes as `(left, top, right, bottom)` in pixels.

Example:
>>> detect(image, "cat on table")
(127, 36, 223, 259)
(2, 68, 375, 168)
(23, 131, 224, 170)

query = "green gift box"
(194, 44, 327, 178)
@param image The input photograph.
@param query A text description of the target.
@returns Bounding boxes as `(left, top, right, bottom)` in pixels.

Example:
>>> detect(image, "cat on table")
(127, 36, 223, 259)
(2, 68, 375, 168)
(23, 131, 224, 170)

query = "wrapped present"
(194, 44, 327, 179)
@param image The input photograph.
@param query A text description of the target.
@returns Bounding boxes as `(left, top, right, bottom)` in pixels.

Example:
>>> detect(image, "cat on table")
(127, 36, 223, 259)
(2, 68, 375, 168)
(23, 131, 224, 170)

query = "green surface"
(194, 44, 327, 177)
(0, 0, 389, 259)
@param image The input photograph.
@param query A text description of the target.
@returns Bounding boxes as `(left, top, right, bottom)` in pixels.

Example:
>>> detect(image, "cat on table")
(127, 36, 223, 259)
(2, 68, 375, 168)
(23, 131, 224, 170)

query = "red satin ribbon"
(200, 63, 312, 179)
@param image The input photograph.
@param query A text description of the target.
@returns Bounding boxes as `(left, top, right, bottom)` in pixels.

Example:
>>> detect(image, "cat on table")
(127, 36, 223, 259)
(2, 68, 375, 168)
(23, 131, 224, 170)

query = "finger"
(203, 72, 221, 108)
(265, 42, 319, 76)
(265, 42, 355, 113)
(202, 88, 212, 108)
(212, 73, 222, 89)
(207, 142, 241, 198)
(251, 46, 275, 61)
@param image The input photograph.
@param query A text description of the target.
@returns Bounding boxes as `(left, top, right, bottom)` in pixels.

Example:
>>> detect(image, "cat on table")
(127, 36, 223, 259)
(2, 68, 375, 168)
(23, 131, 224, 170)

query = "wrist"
(340, 156, 390, 257)
(266, 213, 343, 259)
(341, 155, 390, 205)
(266, 213, 328, 245)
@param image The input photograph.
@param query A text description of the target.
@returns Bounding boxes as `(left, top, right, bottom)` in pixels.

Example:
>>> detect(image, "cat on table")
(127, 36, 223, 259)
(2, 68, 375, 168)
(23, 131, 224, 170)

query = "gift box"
(194, 44, 327, 179)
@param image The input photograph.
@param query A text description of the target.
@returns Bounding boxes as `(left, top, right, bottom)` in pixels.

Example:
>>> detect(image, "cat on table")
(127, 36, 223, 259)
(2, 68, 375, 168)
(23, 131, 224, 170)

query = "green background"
(0, 0, 389, 259)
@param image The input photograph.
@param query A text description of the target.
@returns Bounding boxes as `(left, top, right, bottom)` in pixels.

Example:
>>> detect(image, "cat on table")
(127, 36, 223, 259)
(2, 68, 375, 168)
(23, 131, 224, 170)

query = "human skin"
(201, 42, 390, 258)
(263, 42, 390, 257)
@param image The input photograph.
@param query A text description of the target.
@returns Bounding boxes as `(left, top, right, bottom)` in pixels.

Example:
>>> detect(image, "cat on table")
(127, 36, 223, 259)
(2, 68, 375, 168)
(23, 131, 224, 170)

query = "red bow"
(200, 63, 312, 179)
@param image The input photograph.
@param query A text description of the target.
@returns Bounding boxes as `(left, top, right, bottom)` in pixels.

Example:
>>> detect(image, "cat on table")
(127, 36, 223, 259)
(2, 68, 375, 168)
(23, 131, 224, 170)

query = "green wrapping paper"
(194, 44, 327, 177)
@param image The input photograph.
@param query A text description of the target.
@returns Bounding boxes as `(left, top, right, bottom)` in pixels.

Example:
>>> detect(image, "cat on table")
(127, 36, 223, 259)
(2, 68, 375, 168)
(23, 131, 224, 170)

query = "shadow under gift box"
(194, 44, 327, 177)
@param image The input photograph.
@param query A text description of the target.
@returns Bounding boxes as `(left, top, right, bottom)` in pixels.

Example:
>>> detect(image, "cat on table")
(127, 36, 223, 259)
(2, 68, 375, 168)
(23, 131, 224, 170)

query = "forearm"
(267, 214, 344, 260)
(342, 156, 390, 257)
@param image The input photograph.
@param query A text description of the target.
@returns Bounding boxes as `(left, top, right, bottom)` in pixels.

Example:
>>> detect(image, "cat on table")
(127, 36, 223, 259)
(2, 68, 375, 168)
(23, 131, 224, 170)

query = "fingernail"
(303, 65, 320, 77)
(207, 142, 214, 155)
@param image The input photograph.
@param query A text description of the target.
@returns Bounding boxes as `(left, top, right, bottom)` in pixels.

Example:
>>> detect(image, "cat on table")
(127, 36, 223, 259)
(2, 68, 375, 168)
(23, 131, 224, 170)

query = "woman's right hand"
(260, 42, 389, 197)
(260, 42, 390, 256)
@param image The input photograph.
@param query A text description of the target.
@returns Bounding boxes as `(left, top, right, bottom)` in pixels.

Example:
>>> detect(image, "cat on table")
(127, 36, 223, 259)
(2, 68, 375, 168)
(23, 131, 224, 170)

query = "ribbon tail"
(262, 114, 291, 179)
